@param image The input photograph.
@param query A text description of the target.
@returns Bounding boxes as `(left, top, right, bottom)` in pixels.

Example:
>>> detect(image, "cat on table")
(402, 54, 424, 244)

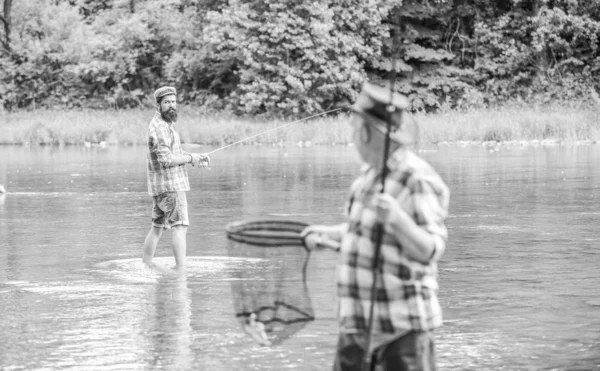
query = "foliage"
(204, 0, 396, 115)
(472, 0, 600, 105)
(0, 0, 92, 109)
(385, 1, 481, 111)
(0, 0, 599, 114)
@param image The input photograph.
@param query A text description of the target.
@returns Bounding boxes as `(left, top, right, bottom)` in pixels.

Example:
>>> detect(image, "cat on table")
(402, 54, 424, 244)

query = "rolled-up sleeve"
(153, 125, 173, 167)
(411, 177, 450, 262)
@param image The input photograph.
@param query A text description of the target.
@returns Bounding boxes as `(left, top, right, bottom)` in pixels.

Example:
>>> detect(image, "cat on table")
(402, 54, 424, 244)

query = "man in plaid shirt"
(303, 83, 449, 371)
(143, 86, 210, 272)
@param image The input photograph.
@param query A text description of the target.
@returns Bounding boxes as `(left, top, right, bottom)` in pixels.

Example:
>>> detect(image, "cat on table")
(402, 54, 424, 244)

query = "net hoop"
(225, 220, 309, 247)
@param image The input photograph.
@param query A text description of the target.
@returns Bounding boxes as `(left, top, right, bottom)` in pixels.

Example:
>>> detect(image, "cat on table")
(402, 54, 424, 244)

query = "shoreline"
(1, 105, 599, 147)
(1, 138, 598, 149)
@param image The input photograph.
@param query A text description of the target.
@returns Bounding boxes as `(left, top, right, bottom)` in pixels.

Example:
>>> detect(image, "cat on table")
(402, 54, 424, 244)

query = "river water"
(0, 144, 598, 371)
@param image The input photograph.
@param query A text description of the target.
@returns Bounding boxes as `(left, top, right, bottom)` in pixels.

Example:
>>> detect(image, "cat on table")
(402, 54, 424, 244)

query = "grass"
(1, 103, 599, 146)
(416, 105, 600, 144)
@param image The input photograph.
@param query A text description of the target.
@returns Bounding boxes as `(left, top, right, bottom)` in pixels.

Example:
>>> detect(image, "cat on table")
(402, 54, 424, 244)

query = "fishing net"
(226, 220, 309, 247)
(226, 219, 316, 346)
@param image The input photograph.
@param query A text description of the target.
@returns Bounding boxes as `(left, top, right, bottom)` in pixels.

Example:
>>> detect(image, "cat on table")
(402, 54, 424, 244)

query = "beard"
(161, 108, 178, 123)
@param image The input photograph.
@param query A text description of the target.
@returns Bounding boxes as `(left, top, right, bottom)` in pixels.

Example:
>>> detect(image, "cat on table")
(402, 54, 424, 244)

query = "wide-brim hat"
(351, 82, 414, 144)
(154, 86, 177, 101)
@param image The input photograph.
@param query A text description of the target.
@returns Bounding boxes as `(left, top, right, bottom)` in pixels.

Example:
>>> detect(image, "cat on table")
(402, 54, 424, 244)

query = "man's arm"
(301, 223, 347, 251)
(153, 125, 181, 167)
(152, 124, 209, 167)
(301, 223, 348, 242)
(379, 200, 444, 263)
(375, 181, 448, 264)
(169, 153, 194, 166)
(164, 153, 211, 167)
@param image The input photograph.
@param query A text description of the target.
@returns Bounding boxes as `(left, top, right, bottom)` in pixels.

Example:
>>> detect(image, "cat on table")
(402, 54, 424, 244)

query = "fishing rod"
(362, 14, 400, 371)
(205, 107, 346, 156)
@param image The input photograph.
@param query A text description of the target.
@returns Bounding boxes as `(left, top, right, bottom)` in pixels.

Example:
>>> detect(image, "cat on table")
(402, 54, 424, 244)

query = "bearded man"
(143, 86, 210, 271)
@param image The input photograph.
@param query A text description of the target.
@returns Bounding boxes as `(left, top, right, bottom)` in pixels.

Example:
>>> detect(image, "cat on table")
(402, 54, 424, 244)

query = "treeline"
(0, 0, 599, 115)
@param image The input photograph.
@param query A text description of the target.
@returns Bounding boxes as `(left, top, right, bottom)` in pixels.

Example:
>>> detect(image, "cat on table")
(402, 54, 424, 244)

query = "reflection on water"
(144, 273, 192, 370)
(0, 144, 599, 370)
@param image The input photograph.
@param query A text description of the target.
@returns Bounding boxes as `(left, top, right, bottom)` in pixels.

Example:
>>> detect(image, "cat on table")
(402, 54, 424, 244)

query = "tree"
(385, 1, 473, 110)
(1, 0, 599, 111)
(472, 0, 600, 103)
(0, 0, 12, 52)
(204, 0, 397, 116)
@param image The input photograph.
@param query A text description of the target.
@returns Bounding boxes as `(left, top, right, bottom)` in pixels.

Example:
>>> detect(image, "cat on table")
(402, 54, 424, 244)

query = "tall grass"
(0, 109, 149, 145)
(1, 103, 599, 146)
(416, 105, 600, 144)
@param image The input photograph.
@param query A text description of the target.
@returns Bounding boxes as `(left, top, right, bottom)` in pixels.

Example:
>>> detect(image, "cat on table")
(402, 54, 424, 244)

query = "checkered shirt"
(337, 149, 450, 335)
(146, 111, 190, 196)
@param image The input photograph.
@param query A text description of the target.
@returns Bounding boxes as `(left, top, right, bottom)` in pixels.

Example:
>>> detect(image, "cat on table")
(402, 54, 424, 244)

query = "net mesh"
(226, 220, 315, 345)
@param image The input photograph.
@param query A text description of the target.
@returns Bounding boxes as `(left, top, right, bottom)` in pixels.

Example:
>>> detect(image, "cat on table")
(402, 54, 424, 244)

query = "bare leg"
(143, 225, 164, 264)
(171, 225, 188, 269)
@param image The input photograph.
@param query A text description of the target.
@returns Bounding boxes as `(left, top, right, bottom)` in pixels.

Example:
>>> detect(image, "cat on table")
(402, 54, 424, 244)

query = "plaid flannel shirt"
(337, 149, 450, 336)
(146, 111, 190, 196)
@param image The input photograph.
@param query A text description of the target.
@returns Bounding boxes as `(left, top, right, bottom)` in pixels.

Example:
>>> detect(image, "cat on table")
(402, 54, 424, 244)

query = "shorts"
(151, 191, 189, 229)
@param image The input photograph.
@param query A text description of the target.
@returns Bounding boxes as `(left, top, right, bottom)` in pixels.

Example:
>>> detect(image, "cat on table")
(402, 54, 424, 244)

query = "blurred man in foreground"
(303, 83, 450, 371)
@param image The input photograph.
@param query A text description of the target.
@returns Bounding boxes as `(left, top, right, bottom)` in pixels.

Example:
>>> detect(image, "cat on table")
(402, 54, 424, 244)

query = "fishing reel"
(191, 154, 211, 168)
(199, 159, 210, 168)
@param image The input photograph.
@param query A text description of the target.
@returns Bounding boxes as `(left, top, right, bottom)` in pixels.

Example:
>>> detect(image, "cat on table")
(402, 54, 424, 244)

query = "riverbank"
(1, 104, 599, 146)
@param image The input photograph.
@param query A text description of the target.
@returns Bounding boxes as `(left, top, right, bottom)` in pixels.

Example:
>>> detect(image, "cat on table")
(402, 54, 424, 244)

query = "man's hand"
(190, 153, 211, 168)
(374, 193, 440, 263)
(374, 193, 404, 225)
(300, 225, 325, 239)
(301, 224, 344, 251)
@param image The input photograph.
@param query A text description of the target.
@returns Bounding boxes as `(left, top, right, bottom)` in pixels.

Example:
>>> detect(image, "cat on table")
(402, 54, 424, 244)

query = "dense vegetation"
(1, 0, 599, 116)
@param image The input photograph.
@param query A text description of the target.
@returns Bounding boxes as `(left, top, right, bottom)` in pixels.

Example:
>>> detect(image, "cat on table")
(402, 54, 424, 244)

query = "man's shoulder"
(406, 151, 435, 170)
(149, 112, 166, 127)
(396, 151, 448, 187)
(148, 114, 170, 135)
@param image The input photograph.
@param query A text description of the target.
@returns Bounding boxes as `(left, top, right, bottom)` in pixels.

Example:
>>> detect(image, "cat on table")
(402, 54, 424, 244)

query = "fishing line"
(205, 107, 346, 156)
